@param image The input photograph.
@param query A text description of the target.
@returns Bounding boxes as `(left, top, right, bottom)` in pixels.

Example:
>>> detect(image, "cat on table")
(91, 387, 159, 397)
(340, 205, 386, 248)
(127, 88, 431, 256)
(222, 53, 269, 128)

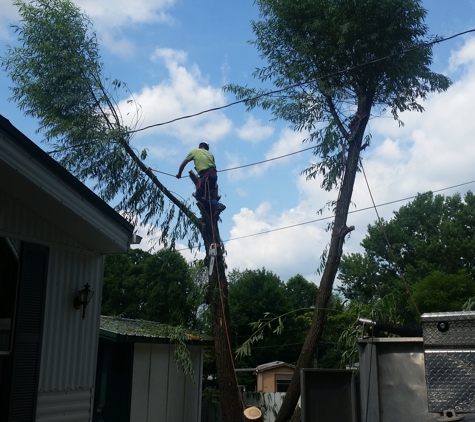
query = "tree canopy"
(286, 274, 319, 311)
(338, 191, 475, 318)
(103, 248, 201, 328)
(226, 0, 450, 191)
(411, 270, 475, 315)
(228, 269, 316, 368)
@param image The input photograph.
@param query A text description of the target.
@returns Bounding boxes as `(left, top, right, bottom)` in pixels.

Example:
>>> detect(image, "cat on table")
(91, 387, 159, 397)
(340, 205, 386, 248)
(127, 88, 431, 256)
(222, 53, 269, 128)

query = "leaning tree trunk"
(189, 172, 245, 422)
(275, 101, 372, 422)
(124, 152, 244, 422)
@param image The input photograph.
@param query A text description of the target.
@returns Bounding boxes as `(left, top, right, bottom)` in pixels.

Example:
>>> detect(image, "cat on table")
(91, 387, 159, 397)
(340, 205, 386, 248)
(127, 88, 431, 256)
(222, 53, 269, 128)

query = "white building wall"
(34, 247, 104, 422)
(130, 343, 204, 422)
(38, 247, 104, 392)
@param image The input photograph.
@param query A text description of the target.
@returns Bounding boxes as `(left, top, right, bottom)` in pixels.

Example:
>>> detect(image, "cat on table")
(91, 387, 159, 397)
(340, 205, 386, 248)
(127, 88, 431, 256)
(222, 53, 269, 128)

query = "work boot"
(212, 203, 226, 220)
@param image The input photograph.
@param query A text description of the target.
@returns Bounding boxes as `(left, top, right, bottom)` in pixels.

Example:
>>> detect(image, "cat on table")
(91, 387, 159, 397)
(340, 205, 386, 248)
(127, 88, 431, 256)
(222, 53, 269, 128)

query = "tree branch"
(325, 95, 349, 140)
(85, 74, 204, 231)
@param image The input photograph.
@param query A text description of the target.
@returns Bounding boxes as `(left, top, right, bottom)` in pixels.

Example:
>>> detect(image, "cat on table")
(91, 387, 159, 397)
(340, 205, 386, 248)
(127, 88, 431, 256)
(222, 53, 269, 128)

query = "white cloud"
(247, 128, 307, 177)
(448, 37, 475, 72)
(96, 31, 136, 58)
(225, 175, 335, 284)
(118, 48, 232, 145)
(367, 54, 475, 200)
(236, 115, 274, 143)
(0, 0, 20, 40)
(0, 0, 176, 50)
(75, 0, 175, 27)
(226, 128, 308, 184)
(76, 0, 176, 57)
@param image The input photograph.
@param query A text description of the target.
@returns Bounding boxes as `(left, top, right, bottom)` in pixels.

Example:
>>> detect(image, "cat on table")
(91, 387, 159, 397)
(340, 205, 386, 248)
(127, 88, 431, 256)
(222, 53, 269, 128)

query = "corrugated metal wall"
(39, 247, 103, 392)
(130, 343, 204, 422)
(37, 389, 93, 421)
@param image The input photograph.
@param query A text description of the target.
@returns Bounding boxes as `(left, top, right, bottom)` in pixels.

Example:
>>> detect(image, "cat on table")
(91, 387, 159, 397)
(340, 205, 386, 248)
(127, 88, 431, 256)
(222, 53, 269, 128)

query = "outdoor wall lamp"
(73, 283, 94, 319)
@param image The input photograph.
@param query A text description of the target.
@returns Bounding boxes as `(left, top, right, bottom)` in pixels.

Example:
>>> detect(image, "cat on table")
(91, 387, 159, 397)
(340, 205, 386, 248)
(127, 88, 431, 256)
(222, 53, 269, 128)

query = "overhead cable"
(150, 145, 316, 177)
(128, 29, 475, 135)
(174, 179, 475, 251)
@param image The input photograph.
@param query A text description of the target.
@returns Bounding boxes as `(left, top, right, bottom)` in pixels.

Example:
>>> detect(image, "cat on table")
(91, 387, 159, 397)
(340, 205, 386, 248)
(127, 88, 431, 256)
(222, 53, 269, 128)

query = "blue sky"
(2, 0, 475, 284)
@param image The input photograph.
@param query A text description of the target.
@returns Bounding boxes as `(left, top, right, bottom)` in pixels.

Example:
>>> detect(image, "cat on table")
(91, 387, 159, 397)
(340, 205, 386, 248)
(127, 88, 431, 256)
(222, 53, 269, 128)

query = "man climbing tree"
(225, 1, 451, 421)
(176, 142, 226, 219)
(1, 1, 242, 421)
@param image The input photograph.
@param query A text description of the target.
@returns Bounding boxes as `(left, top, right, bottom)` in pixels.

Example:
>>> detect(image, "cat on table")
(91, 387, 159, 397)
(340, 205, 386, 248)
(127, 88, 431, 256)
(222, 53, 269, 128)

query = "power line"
(150, 145, 316, 177)
(223, 180, 475, 243)
(128, 29, 475, 135)
(175, 179, 475, 251)
(219, 146, 315, 172)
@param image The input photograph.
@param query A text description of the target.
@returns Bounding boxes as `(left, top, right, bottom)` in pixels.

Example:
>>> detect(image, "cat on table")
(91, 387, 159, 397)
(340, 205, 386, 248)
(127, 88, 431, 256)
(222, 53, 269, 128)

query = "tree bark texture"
(275, 102, 372, 422)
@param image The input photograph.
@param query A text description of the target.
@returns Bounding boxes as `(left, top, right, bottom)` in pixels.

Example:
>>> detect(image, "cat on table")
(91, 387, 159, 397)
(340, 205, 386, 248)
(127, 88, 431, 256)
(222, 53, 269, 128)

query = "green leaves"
(411, 270, 475, 315)
(338, 191, 475, 320)
(225, 0, 451, 191)
(2, 0, 198, 246)
(235, 312, 285, 358)
(103, 248, 204, 329)
(229, 269, 317, 367)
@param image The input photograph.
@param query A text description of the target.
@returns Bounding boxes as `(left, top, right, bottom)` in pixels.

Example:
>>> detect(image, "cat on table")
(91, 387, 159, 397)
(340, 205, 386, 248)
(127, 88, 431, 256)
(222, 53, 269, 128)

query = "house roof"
(255, 361, 296, 373)
(99, 316, 211, 344)
(0, 114, 134, 253)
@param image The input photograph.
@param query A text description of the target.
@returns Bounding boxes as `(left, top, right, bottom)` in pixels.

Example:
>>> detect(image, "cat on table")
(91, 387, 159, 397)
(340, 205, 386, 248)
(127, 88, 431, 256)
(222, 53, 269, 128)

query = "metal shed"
(94, 316, 207, 422)
(0, 114, 134, 421)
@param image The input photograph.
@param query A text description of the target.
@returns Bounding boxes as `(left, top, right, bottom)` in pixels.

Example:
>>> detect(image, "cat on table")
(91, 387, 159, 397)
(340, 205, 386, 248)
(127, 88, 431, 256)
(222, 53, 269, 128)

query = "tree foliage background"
(102, 248, 206, 329)
(228, 270, 317, 368)
(338, 191, 475, 320)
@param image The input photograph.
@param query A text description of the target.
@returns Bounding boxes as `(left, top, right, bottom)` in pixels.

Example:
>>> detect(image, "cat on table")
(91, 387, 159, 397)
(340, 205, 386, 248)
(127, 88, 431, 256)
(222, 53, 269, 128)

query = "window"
(275, 374, 292, 392)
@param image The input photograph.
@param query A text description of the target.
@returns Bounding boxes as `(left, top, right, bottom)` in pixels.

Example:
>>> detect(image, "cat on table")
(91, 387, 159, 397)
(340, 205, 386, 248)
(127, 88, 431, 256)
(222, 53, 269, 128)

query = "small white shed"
(0, 114, 134, 421)
(94, 316, 207, 422)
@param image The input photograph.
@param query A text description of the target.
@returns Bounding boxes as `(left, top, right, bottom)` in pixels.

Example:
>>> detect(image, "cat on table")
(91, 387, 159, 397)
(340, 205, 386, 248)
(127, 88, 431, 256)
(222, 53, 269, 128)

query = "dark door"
(0, 240, 48, 422)
(0, 238, 20, 421)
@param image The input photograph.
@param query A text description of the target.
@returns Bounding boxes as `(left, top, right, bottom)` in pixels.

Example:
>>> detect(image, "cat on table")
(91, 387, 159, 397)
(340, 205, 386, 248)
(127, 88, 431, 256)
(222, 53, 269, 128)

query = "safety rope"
(203, 178, 246, 411)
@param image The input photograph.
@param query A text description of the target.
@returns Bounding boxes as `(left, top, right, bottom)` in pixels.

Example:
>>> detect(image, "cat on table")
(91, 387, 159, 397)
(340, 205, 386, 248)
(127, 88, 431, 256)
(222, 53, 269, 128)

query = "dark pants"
(197, 170, 219, 211)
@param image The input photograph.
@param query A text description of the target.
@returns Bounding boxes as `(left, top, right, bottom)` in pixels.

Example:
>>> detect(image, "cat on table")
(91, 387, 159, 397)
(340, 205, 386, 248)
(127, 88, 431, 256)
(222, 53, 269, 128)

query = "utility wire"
(219, 145, 315, 172)
(175, 179, 475, 251)
(149, 145, 316, 178)
(128, 29, 475, 135)
(223, 180, 475, 243)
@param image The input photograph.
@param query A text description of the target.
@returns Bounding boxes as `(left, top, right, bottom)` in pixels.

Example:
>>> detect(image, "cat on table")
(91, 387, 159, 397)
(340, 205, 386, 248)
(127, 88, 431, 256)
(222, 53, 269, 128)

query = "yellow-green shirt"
(186, 149, 216, 174)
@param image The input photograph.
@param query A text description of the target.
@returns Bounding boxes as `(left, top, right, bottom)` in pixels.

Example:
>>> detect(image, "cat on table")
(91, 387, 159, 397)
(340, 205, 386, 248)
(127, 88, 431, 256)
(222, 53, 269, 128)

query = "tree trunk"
(275, 105, 371, 422)
(190, 172, 244, 422)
